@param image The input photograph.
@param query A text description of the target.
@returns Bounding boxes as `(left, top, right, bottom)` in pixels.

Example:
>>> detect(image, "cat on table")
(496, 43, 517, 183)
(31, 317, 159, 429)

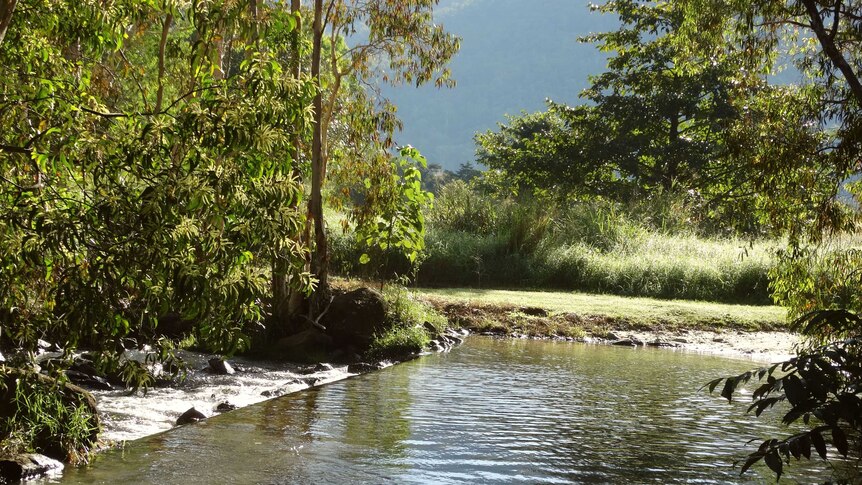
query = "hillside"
(383, 0, 619, 170)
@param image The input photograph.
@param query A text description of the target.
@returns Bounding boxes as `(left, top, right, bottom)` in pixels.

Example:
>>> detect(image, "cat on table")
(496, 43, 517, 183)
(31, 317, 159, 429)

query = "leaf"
(739, 454, 762, 475)
(799, 435, 811, 460)
(705, 377, 724, 393)
(782, 374, 806, 406)
(720, 377, 737, 402)
(359, 253, 370, 264)
(831, 426, 849, 457)
(788, 437, 802, 460)
(763, 450, 783, 480)
(811, 430, 827, 459)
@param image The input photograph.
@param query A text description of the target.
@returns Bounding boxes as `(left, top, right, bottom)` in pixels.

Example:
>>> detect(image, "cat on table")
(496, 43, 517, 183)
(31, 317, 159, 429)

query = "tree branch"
(801, 0, 862, 104)
(156, 14, 173, 113)
(0, 0, 17, 48)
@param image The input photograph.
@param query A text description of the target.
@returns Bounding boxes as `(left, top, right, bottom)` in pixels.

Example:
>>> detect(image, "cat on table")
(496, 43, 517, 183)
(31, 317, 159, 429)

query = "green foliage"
(0, 367, 99, 462)
(332, 182, 776, 304)
(706, 310, 862, 482)
(771, 240, 862, 324)
(427, 179, 498, 234)
(365, 286, 446, 360)
(475, 0, 752, 223)
(0, 1, 314, 369)
(353, 146, 434, 267)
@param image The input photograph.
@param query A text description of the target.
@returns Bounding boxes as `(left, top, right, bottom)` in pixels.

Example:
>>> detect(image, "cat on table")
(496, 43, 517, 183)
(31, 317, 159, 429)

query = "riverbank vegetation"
(1, 0, 861, 481)
(0, 0, 455, 464)
(333, 186, 782, 304)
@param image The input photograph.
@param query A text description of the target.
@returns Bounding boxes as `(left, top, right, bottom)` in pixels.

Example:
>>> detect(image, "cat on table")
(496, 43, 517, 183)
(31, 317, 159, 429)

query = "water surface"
(54, 338, 830, 484)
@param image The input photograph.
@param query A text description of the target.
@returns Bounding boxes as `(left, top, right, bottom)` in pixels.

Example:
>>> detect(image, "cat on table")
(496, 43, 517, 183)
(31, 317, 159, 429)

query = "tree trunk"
(287, 0, 306, 316)
(662, 114, 681, 191)
(272, 0, 306, 327)
(0, 0, 18, 47)
(309, 0, 330, 314)
(155, 14, 173, 113)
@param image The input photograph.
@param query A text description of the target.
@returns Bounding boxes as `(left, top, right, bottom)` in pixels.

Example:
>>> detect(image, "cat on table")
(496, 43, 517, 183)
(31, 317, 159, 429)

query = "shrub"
(365, 287, 447, 360)
(0, 367, 100, 463)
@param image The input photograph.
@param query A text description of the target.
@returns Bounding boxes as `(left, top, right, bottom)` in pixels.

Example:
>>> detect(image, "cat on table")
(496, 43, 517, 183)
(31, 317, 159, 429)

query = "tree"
(476, 0, 741, 204)
(304, 0, 459, 312)
(673, 0, 862, 480)
(0, 0, 314, 381)
(676, 0, 862, 242)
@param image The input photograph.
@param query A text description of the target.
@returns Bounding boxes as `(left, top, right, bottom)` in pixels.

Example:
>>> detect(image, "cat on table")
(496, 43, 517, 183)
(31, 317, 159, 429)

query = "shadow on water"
(52, 338, 835, 484)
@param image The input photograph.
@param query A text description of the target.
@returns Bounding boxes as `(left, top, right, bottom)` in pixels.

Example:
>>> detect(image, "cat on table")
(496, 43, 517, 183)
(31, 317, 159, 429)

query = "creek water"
(50, 338, 832, 484)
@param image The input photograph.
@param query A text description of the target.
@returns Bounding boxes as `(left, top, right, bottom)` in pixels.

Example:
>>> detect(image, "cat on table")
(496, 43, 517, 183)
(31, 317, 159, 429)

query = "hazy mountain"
(382, 0, 619, 171)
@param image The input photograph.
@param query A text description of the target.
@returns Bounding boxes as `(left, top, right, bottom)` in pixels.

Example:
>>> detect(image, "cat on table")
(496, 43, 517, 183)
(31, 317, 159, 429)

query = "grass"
(419, 287, 789, 334)
(364, 286, 448, 360)
(330, 189, 779, 305)
(0, 367, 100, 463)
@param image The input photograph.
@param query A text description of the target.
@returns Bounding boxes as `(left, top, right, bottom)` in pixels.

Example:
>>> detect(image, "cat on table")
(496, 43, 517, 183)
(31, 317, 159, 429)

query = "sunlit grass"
(420, 287, 788, 331)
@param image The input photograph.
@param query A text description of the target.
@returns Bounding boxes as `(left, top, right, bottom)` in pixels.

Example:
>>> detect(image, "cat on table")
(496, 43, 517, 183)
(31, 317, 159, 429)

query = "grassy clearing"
(420, 288, 788, 336)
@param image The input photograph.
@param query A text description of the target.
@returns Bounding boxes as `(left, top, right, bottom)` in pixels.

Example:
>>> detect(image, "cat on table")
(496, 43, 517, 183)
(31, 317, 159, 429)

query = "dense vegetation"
(333, 184, 777, 304)
(0, 0, 860, 481)
(0, 0, 453, 460)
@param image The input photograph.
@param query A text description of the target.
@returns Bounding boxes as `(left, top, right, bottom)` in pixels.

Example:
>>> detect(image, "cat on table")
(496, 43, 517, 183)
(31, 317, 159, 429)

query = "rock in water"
(347, 362, 381, 374)
(275, 329, 333, 359)
(64, 370, 113, 391)
(215, 402, 237, 413)
(175, 407, 206, 426)
(0, 454, 64, 482)
(208, 357, 235, 375)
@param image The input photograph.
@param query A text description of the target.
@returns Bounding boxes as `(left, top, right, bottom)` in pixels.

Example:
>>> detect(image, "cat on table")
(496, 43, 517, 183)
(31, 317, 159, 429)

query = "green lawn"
(419, 287, 788, 331)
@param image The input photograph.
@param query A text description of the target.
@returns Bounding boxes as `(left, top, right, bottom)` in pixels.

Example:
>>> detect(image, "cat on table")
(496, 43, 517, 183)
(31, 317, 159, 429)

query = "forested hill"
(382, 0, 619, 171)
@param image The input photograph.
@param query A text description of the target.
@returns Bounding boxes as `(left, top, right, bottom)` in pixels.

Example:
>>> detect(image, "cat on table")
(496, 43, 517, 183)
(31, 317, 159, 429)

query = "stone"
(314, 363, 334, 372)
(215, 402, 237, 413)
(611, 338, 637, 347)
(346, 362, 380, 374)
(276, 329, 333, 358)
(64, 370, 113, 391)
(443, 330, 464, 345)
(208, 357, 235, 375)
(604, 332, 621, 341)
(647, 341, 678, 348)
(321, 288, 387, 350)
(175, 407, 206, 426)
(157, 312, 195, 339)
(301, 376, 322, 386)
(0, 454, 64, 482)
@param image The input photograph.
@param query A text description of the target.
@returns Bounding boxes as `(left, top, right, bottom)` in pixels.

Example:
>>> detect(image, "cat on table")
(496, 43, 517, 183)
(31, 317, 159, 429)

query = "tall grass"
(330, 182, 779, 305)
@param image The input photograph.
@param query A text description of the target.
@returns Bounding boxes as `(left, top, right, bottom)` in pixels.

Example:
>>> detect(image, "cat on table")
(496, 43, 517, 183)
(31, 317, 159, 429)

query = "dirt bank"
(427, 299, 800, 363)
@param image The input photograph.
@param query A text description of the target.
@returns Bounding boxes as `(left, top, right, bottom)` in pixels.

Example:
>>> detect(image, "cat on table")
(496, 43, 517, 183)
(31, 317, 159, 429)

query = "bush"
(365, 286, 447, 360)
(0, 367, 100, 463)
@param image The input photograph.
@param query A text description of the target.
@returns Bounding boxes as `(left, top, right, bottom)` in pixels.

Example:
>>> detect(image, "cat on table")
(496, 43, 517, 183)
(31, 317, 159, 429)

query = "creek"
(47, 338, 832, 484)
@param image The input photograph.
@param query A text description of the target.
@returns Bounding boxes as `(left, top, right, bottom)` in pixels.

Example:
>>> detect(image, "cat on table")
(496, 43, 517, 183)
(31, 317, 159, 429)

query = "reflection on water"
(53, 338, 831, 484)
